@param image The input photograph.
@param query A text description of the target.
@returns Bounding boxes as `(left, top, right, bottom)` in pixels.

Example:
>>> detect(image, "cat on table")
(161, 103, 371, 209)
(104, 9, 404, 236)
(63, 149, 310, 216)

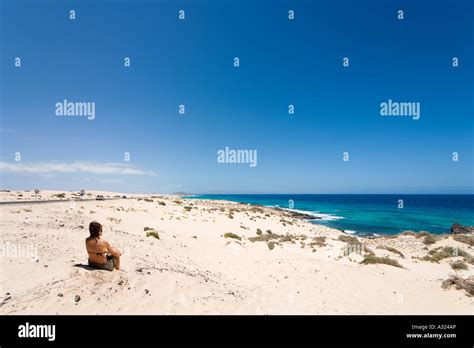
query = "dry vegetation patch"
(361, 255, 403, 268)
(453, 234, 474, 246)
(338, 234, 359, 244)
(421, 246, 474, 264)
(441, 276, 474, 296)
(224, 232, 242, 241)
(376, 245, 405, 258)
(145, 228, 160, 239)
(450, 260, 468, 271)
(423, 235, 437, 245)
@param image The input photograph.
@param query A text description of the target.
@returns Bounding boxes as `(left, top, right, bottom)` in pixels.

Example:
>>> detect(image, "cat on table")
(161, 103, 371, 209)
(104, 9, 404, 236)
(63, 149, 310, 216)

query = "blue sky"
(1, 0, 473, 194)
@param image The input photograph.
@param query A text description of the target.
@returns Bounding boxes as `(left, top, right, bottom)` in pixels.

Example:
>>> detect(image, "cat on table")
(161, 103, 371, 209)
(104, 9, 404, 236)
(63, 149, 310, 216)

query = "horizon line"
(188, 192, 474, 195)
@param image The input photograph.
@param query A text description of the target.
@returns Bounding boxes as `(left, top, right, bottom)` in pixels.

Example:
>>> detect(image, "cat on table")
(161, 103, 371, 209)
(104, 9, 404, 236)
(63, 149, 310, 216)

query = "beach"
(1, 190, 473, 314)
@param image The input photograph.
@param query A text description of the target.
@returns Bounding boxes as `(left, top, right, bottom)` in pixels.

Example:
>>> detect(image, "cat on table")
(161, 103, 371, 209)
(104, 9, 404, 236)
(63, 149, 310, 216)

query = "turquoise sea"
(189, 194, 474, 235)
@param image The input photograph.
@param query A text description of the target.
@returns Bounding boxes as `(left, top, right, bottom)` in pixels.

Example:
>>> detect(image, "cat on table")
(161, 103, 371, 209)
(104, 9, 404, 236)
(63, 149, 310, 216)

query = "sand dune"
(1, 190, 473, 314)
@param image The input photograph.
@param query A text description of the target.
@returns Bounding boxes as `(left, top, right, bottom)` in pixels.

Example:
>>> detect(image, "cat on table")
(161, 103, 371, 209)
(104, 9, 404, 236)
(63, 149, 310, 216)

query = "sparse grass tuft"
(376, 245, 405, 258)
(249, 233, 279, 243)
(224, 232, 241, 241)
(450, 260, 468, 271)
(159, 201, 166, 206)
(458, 249, 474, 265)
(280, 219, 293, 226)
(338, 234, 359, 244)
(422, 247, 455, 263)
(310, 236, 326, 247)
(401, 230, 417, 236)
(423, 235, 437, 245)
(361, 255, 403, 268)
(279, 235, 294, 243)
(267, 241, 275, 250)
(453, 234, 474, 246)
(441, 276, 474, 296)
(107, 217, 121, 224)
(249, 207, 265, 214)
(145, 230, 160, 239)
(420, 246, 474, 265)
(417, 231, 432, 238)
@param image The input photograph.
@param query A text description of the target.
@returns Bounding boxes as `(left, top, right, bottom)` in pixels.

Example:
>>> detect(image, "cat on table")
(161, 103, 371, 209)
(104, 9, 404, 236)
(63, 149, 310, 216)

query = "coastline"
(1, 190, 473, 314)
(187, 194, 474, 236)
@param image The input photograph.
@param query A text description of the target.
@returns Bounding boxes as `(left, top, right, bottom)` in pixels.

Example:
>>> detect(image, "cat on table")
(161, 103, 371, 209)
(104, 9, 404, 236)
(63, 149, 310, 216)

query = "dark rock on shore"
(273, 208, 320, 220)
(450, 223, 474, 234)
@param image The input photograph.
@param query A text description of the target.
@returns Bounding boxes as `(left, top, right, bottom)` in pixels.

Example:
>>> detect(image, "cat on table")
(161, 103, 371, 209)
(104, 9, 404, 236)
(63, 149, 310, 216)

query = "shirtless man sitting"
(85, 221, 121, 271)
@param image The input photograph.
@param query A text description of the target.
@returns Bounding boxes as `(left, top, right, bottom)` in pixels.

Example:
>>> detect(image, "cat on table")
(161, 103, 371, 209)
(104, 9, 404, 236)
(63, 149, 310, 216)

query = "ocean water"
(188, 194, 474, 235)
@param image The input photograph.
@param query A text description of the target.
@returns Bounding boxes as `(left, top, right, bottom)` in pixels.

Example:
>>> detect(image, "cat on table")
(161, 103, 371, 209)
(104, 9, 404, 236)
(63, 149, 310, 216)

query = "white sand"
(0, 190, 473, 314)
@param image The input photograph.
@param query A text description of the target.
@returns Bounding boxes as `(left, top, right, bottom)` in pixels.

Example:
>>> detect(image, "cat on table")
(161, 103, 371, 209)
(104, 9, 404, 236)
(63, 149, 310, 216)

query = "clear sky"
(1, 0, 473, 194)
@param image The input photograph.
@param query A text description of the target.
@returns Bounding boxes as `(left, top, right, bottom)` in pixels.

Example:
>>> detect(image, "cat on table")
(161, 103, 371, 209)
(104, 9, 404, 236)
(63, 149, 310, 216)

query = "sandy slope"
(0, 190, 473, 314)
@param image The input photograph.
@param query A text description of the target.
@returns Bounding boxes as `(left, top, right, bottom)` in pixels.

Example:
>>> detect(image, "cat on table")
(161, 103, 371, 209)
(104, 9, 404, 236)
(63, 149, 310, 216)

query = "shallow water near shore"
(190, 194, 474, 235)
